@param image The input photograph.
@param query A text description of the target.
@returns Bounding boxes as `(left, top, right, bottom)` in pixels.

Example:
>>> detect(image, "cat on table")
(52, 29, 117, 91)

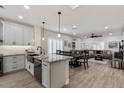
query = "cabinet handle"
(13, 61, 17, 63)
(43, 64, 47, 66)
(12, 42, 16, 45)
(29, 65, 30, 69)
(12, 67, 17, 69)
(13, 57, 17, 59)
(28, 42, 30, 45)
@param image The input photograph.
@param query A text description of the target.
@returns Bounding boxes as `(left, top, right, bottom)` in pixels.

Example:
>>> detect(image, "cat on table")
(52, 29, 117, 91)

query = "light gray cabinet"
(25, 59, 34, 75)
(42, 60, 69, 88)
(3, 22, 15, 45)
(0, 21, 3, 43)
(3, 55, 25, 73)
(3, 21, 34, 46)
(42, 61, 50, 88)
(23, 26, 34, 46)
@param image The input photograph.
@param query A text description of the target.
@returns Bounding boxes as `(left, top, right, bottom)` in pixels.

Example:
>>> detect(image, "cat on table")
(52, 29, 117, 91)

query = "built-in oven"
(34, 58, 42, 84)
(0, 54, 3, 76)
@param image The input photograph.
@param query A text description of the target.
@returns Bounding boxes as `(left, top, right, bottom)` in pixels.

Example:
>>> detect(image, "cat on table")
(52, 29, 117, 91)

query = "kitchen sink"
(28, 54, 39, 56)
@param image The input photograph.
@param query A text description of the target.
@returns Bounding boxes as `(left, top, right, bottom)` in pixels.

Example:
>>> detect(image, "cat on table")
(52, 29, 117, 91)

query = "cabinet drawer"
(3, 55, 25, 73)
(4, 65, 18, 73)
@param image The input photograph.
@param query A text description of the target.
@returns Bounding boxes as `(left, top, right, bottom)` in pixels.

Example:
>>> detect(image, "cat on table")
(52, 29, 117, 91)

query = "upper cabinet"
(23, 26, 34, 46)
(0, 21, 3, 45)
(3, 21, 35, 46)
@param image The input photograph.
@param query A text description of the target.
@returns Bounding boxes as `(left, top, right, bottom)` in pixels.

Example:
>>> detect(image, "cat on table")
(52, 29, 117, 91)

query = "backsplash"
(0, 46, 34, 55)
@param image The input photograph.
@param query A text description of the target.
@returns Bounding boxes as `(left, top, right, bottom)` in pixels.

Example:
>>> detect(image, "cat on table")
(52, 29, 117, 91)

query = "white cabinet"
(23, 26, 34, 46)
(3, 22, 15, 45)
(42, 60, 69, 88)
(42, 61, 50, 88)
(3, 55, 25, 73)
(14, 24, 24, 45)
(0, 22, 3, 43)
(25, 59, 34, 75)
(3, 21, 34, 46)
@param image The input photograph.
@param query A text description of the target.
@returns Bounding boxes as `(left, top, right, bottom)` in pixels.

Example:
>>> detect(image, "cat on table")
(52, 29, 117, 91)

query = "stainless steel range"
(0, 54, 3, 76)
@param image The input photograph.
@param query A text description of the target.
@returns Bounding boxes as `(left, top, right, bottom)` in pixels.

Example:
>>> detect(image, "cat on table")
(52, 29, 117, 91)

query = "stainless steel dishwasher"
(0, 54, 3, 76)
(34, 58, 42, 84)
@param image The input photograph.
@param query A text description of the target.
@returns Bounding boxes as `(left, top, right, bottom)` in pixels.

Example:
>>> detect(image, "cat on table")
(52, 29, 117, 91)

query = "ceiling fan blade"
(0, 5, 4, 9)
(71, 5, 80, 10)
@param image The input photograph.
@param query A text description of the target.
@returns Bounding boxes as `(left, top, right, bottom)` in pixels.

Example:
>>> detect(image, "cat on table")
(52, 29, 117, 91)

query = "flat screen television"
(114, 52, 123, 60)
(96, 50, 102, 54)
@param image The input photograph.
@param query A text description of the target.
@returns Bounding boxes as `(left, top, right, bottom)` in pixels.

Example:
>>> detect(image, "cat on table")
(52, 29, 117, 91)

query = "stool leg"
(84, 62, 86, 70)
(87, 61, 89, 68)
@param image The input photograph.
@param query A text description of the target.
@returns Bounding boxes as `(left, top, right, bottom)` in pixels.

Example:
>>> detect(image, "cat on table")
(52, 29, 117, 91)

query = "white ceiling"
(0, 5, 124, 38)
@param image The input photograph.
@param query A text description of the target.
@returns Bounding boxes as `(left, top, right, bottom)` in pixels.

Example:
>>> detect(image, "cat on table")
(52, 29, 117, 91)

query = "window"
(48, 38, 63, 54)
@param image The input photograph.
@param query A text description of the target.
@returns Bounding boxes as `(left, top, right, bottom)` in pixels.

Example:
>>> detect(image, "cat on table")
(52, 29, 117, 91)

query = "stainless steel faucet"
(37, 46, 46, 55)
(37, 46, 42, 54)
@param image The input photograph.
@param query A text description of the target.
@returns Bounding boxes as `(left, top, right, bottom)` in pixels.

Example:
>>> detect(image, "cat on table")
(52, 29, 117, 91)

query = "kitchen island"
(33, 54, 72, 88)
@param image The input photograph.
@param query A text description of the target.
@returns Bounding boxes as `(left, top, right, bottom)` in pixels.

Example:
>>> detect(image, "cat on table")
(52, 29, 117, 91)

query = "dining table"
(71, 54, 85, 67)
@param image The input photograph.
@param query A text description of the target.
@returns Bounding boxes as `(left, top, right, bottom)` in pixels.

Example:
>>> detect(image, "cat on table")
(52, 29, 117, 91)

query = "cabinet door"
(0, 22, 3, 41)
(25, 60, 29, 71)
(14, 24, 24, 45)
(42, 62, 50, 88)
(3, 22, 15, 45)
(16, 55, 25, 69)
(24, 26, 34, 46)
(29, 62, 34, 75)
(28, 62, 34, 75)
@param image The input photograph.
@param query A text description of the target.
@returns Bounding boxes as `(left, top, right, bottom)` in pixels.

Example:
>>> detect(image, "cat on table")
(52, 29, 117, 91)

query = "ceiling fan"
(88, 33, 103, 38)
(0, 5, 4, 9)
(70, 5, 80, 10)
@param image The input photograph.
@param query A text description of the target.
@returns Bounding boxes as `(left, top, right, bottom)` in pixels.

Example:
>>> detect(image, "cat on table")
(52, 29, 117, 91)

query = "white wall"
(81, 34, 122, 51)
(28, 26, 81, 54)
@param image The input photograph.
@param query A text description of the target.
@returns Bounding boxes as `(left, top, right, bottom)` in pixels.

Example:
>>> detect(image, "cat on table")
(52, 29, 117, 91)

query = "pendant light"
(42, 21, 45, 41)
(57, 12, 61, 38)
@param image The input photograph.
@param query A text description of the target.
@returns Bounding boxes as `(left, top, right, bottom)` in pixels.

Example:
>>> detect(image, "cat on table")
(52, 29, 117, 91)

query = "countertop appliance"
(34, 58, 42, 84)
(0, 54, 3, 76)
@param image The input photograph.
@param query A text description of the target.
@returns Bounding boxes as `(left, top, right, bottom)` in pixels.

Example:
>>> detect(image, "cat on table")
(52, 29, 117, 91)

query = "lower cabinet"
(42, 61, 50, 88)
(42, 60, 69, 88)
(3, 55, 25, 73)
(25, 60, 34, 76)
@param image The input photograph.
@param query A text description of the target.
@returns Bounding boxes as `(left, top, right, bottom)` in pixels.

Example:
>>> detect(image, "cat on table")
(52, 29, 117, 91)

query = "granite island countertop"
(33, 53, 72, 63)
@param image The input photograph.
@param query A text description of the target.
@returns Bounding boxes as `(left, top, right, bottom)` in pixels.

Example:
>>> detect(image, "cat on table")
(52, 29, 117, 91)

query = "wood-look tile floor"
(66, 62, 124, 88)
(0, 61, 124, 88)
(0, 70, 42, 88)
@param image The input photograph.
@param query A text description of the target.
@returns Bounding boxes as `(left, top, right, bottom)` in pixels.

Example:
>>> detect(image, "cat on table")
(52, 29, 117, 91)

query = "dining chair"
(78, 50, 89, 70)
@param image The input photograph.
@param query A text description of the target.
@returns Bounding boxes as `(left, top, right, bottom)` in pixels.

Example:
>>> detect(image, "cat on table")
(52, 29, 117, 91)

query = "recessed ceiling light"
(18, 16, 23, 19)
(41, 16, 47, 21)
(109, 33, 112, 36)
(104, 26, 108, 30)
(72, 25, 77, 29)
(73, 32, 76, 35)
(24, 5, 30, 10)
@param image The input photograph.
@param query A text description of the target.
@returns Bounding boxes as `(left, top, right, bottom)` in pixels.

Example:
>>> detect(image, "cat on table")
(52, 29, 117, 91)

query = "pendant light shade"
(42, 21, 45, 41)
(57, 12, 61, 38)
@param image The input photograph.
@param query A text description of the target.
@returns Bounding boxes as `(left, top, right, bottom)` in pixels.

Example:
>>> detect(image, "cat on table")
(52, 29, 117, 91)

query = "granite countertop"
(33, 53, 72, 63)
(2, 53, 25, 57)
